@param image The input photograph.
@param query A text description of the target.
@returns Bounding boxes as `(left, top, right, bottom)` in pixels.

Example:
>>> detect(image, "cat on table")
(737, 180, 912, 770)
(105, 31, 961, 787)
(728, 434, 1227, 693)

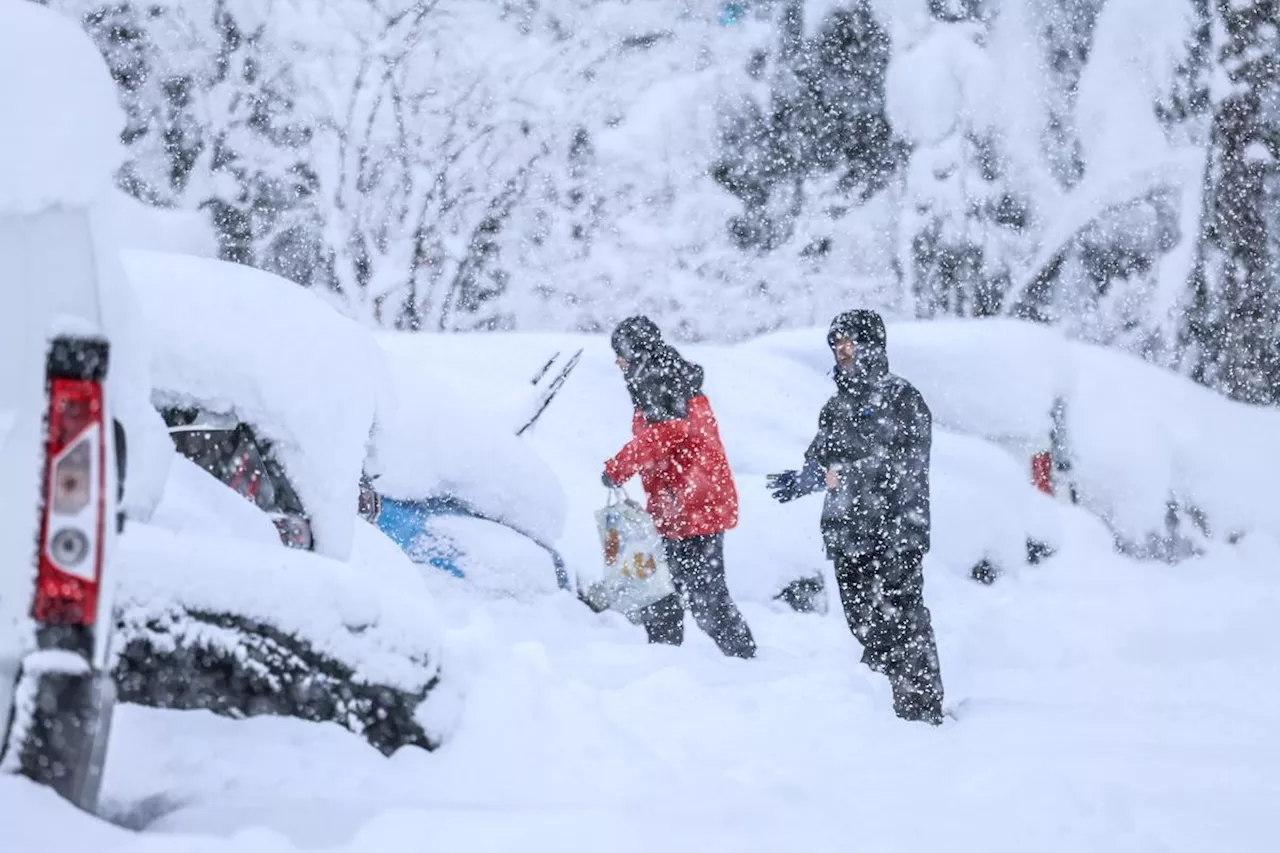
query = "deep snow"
(4, 324, 1278, 852)
(8, 537, 1274, 853)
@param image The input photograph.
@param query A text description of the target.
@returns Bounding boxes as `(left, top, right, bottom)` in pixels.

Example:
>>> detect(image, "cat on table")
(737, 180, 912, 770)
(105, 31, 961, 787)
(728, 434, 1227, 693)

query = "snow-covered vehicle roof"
(120, 250, 392, 560)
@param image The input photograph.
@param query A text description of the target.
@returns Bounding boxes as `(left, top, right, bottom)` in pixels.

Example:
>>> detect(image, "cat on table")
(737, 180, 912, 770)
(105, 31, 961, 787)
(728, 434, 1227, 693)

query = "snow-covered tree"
(713, 1, 904, 252)
(298, 1, 550, 331)
(1029, 0, 1104, 189)
(54, 0, 324, 283)
(1180, 0, 1280, 404)
(1004, 0, 1200, 362)
(888, 6, 1036, 319)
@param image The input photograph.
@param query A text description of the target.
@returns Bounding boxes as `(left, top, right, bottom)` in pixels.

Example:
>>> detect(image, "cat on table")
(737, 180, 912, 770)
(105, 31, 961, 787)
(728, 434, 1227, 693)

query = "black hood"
(611, 316, 704, 421)
(828, 309, 889, 393)
(611, 315, 664, 362)
(827, 309, 887, 354)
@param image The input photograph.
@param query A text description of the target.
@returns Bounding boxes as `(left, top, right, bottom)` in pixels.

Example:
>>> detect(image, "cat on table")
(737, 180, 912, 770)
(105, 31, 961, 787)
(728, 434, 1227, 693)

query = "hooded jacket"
(604, 317, 738, 539)
(802, 310, 932, 558)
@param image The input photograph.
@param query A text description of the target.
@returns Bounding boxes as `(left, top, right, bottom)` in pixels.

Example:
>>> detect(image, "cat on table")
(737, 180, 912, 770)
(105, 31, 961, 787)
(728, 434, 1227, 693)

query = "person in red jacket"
(602, 316, 757, 659)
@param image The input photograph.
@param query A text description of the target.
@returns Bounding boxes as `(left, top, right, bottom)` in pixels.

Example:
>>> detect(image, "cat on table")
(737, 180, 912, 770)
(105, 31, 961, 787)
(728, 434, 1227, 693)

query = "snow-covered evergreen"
(39, 0, 1280, 398)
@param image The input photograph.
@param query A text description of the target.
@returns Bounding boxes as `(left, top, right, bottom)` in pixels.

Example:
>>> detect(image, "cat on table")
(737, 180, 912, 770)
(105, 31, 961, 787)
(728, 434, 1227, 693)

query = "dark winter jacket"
(605, 316, 739, 539)
(801, 310, 932, 559)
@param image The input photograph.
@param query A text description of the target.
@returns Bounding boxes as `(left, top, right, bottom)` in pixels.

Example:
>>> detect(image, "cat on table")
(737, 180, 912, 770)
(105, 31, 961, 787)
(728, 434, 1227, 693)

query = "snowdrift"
(115, 469, 445, 754)
(121, 250, 392, 560)
(1066, 342, 1280, 546)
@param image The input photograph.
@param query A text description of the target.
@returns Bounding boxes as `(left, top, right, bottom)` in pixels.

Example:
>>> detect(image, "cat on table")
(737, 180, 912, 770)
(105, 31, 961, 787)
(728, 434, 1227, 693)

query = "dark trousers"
(834, 549, 944, 723)
(640, 533, 757, 659)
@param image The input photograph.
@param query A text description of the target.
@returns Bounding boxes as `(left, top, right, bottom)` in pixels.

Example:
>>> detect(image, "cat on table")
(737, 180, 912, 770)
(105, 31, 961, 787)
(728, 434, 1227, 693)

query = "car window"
(163, 407, 308, 518)
(171, 427, 278, 513)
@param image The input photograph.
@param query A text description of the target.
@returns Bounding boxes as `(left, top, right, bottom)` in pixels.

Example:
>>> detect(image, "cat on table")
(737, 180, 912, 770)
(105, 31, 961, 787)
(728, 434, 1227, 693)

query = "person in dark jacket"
(602, 316, 757, 660)
(767, 309, 944, 723)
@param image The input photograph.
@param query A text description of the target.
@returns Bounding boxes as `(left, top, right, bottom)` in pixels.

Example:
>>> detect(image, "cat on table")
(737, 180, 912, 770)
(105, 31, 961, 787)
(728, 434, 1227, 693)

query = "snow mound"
(121, 250, 392, 559)
(425, 515, 566, 599)
(891, 319, 1074, 441)
(1067, 341, 1280, 541)
(373, 334, 569, 545)
(0, 3, 124, 215)
(115, 521, 440, 693)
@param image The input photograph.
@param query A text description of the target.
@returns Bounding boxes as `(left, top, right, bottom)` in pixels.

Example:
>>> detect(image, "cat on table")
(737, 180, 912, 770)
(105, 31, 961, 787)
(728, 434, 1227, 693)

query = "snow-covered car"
(0, 3, 144, 812)
(366, 337, 575, 600)
(370, 492, 570, 594)
(0, 228, 125, 813)
(752, 317, 1279, 564)
(111, 249, 447, 755)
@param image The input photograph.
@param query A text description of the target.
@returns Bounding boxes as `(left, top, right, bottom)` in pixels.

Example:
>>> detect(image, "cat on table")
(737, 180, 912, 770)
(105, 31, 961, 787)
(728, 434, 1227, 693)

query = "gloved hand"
(766, 470, 802, 503)
(602, 470, 617, 488)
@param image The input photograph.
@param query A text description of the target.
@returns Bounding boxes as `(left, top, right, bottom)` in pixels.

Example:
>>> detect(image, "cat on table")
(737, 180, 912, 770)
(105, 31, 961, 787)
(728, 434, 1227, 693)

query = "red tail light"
(1031, 451, 1054, 496)
(34, 368, 107, 626)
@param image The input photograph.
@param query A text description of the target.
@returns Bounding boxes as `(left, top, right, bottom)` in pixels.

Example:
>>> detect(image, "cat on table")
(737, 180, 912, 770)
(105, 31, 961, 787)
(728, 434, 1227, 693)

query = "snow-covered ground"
(5, 322, 1279, 852)
(6, 538, 1278, 852)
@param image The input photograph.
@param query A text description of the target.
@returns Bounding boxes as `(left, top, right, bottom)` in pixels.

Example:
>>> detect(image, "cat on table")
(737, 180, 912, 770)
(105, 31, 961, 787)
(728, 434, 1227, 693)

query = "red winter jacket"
(604, 394, 739, 540)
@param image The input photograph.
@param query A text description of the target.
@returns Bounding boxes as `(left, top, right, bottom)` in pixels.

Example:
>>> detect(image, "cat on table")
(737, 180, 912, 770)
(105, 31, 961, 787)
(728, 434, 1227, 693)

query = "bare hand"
(825, 467, 840, 490)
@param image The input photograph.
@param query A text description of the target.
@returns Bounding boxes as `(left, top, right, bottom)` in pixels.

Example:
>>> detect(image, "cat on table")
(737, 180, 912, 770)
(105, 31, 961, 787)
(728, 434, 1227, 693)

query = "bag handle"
(606, 484, 641, 509)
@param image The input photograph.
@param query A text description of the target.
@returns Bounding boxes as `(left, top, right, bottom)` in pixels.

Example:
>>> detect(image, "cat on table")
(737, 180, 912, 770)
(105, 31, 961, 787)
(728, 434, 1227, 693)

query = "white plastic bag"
(583, 488, 675, 622)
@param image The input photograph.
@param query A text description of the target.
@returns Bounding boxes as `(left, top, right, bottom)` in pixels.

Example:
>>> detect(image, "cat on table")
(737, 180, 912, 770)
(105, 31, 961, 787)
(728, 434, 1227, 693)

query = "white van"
(0, 207, 125, 813)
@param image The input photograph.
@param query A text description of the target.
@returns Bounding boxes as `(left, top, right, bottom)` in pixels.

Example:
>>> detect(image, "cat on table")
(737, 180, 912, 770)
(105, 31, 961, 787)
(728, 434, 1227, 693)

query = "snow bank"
(0, 3, 124, 215)
(424, 516, 566, 599)
(373, 334, 569, 545)
(1068, 342, 1280, 541)
(100, 191, 219, 259)
(121, 250, 392, 559)
(115, 521, 440, 692)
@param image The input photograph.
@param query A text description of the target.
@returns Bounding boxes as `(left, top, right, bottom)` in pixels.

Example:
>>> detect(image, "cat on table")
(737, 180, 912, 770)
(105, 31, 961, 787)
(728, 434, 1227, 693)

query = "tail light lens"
(271, 513, 314, 551)
(34, 341, 109, 626)
(1031, 451, 1054, 496)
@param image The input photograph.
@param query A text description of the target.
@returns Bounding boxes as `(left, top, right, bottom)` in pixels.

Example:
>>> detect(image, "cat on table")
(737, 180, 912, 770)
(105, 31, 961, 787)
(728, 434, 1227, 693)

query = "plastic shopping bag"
(582, 488, 675, 623)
